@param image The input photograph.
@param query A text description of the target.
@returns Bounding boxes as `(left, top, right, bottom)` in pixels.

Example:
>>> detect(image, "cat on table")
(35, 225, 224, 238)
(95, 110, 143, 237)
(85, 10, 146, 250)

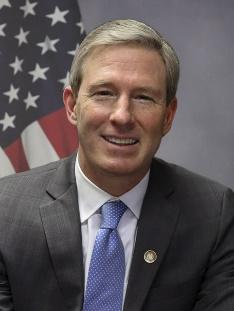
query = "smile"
(103, 136, 138, 146)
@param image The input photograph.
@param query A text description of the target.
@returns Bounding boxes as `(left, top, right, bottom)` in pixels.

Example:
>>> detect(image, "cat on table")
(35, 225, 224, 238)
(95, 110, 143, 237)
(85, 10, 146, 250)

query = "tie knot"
(100, 200, 127, 229)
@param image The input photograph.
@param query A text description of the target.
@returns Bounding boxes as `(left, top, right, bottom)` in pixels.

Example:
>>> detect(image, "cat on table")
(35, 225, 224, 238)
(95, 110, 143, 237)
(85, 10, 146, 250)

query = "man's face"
(65, 44, 177, 187)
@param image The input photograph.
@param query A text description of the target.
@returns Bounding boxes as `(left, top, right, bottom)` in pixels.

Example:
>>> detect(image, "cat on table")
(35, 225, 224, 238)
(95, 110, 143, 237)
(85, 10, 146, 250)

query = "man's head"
(64, 19, 179, 195)
(69, 19, 179, 105)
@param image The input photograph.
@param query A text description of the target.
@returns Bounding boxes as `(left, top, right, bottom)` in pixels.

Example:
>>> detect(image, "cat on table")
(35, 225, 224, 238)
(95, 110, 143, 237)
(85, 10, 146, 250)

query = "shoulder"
(151, 157, 233, 204)
(0, 155, 74, 197)
(149, 159, 234, 235)
(0, 159, 59, 188)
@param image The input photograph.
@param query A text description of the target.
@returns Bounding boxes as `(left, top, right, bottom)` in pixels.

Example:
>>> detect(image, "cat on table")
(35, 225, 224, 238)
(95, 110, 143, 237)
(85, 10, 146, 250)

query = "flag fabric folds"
(0, 0, 85, 177)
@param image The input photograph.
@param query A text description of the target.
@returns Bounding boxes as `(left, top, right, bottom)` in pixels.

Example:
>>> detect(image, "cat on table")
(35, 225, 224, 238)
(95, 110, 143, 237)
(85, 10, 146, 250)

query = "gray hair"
(69, 19, 180, 104)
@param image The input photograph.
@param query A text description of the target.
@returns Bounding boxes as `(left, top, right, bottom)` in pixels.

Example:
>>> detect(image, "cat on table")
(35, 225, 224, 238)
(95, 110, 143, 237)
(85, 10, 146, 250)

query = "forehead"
(84, 43, 163, 64)
(81, 44, 166, 83)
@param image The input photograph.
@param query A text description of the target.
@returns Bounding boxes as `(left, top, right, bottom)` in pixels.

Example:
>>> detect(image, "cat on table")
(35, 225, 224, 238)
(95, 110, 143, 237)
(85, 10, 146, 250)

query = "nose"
(109, 95, 134, 128)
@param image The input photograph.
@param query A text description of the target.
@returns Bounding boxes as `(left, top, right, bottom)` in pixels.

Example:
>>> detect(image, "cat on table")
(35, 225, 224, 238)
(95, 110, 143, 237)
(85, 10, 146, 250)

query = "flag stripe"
(21, 121, 60, 169)
(39, 107, 78, 158)
(4, 138, 29, 173)
(0, 146, 16, 177)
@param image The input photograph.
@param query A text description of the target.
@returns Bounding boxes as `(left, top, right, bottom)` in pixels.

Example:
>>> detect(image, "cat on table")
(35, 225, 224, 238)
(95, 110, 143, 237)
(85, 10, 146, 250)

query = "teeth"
(105, 136, 137, 145)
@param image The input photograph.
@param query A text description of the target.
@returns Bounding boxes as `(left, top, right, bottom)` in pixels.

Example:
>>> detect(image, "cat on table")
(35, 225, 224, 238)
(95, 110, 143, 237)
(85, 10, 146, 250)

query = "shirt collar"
(75, 154, 149, 223)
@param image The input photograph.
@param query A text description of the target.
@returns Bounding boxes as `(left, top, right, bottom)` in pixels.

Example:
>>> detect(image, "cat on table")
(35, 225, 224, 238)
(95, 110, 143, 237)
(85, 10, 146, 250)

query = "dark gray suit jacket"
(0, 155, 234, 311)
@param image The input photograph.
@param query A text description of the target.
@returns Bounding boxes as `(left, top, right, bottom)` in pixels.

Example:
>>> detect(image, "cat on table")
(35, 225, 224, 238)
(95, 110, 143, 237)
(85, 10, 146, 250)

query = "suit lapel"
(39, 155, 84, 311)
(124, 159, 181, 311)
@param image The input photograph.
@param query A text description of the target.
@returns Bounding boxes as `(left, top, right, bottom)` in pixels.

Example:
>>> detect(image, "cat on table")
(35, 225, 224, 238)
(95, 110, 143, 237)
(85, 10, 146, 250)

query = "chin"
(102, 160, 146, 178)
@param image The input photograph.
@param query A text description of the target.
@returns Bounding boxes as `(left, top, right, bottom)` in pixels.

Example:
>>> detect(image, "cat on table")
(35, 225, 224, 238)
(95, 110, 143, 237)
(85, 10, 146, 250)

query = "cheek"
(77, 106, 105, 134)
(139, 112, 165, 136)
(76, 100, 91, 124)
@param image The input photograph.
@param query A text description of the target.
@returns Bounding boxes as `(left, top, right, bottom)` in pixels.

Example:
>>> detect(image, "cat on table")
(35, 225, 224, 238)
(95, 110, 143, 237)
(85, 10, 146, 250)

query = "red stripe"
(4, 138, 29, 173)
(39, 107, 78, 158)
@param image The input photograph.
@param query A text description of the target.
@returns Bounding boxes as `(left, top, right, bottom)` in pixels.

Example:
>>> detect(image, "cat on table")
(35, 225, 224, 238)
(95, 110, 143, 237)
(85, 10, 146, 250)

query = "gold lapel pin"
(144, 250, 157, 263)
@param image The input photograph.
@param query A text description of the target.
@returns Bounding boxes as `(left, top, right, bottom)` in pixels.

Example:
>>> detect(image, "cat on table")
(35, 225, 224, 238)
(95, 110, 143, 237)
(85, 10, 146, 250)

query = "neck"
(92, 174, 144, 197)
(79, 164, 148, 197)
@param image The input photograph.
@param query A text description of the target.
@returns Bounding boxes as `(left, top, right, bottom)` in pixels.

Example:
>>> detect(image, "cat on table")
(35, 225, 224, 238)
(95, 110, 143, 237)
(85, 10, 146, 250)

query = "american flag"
(0, 0, 85, 177)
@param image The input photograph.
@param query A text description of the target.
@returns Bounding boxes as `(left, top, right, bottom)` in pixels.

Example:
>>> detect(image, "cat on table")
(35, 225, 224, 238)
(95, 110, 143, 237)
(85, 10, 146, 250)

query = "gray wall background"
(78, 0, 234, 189)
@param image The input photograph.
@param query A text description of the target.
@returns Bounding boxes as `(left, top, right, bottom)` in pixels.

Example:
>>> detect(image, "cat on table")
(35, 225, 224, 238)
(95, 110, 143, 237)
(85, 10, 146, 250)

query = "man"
(0, 19, 233, 311)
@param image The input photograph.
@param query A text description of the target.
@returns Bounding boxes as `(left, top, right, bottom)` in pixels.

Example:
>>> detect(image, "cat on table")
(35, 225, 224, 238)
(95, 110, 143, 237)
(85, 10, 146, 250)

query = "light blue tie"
(83, 200, 127, 311)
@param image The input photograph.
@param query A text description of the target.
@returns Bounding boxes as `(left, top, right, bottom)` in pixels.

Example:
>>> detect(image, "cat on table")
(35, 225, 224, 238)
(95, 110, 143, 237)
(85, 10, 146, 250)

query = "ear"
(162, 97, 177, 136)
(63, 86, 77, 126)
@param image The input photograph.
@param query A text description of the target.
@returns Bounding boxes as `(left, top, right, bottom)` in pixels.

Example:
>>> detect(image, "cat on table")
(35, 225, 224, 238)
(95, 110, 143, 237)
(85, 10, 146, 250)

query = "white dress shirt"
(75, 155, 149, 300)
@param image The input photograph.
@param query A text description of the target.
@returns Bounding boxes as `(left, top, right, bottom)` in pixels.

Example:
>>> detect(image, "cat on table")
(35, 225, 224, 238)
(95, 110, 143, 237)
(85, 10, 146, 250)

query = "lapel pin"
(144, 250, 157, 263)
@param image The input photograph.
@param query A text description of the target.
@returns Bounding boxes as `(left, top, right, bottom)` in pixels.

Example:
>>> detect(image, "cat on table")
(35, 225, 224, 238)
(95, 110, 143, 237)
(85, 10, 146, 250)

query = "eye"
(134, 94, 155, 103)
(90, 89, 117, 104)
(90, 89, 116, 102)
(95, 90, 113, 96)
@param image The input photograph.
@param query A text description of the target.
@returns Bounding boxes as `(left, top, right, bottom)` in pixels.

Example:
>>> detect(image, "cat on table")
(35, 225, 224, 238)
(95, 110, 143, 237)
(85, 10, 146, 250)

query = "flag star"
(67, 43, 79, 56)
(37, 36, 59, 55)
(0, 0, 11, 10)
(29, 63, 49, 82)
(0, 113, 16, 132)
(3, 84, 20, 103)
(24, 91, 39, 110)
(76, 21, 84, 34)
(9, 56, 24, 75)
(0, 23, 6, 36)
(58, 71, 69, 88)
(15, 27, 30, 46)
(20, 0, 37, 18)
(46, 6, 69, 26)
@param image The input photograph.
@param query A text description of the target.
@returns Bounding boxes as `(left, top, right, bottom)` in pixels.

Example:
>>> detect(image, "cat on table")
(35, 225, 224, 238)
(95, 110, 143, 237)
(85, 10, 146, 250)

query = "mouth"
(102, 135, 138, 146)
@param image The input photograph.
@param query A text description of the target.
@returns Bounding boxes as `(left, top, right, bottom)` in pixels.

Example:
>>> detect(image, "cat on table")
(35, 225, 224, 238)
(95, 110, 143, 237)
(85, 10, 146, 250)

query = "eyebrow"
(89, 80, 114, 87)
(87, 81, 116, 93)
(87, 81, 165, 99)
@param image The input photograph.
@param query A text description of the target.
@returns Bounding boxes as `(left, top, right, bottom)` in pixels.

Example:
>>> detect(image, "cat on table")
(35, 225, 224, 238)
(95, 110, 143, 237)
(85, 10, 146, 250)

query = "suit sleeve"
(0, 253, 14, 311)
(193, 188, 234, 310)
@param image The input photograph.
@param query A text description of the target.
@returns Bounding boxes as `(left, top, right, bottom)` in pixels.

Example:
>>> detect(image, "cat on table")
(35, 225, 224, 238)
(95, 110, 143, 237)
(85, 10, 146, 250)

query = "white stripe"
(0, 147, 16, 177)
(21, 121, 59, 168)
